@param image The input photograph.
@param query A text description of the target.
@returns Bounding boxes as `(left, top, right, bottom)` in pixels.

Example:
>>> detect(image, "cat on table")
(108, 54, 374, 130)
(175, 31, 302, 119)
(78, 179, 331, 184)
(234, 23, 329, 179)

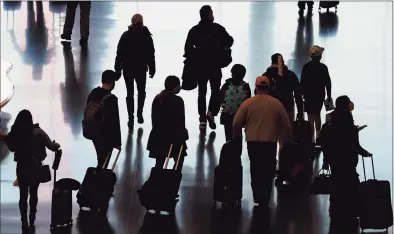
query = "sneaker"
(61, 33, 71, 40)
(206, 112, 216, 130)
(199, 122, 207, 130)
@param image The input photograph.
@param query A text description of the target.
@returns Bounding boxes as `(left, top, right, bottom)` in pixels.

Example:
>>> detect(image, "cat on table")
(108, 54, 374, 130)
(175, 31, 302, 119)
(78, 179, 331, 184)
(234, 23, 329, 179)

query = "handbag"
(213, 28, 232, 68)
(310, 168, 332, 195)
(181, 58, 198, 91)
(33, 155, 51, 183)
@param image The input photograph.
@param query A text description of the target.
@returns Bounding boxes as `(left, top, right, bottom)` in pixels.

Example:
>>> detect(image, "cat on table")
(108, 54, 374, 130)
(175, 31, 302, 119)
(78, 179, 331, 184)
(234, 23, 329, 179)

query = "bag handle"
(164, 144, 173, 169)
(102, 148, 122, 170)
(361, 155, 376, 182)
(163, 144, 184, 170)
(174, 145, 184, 171)
(317, 167, 331, 176)
(111, 149, 122, 171)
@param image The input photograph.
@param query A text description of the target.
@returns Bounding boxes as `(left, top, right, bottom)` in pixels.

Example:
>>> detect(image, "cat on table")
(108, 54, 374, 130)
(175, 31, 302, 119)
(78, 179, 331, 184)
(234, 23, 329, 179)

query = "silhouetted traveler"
(147, 76, 188, 171)
(115, 14, 156, 129)
(233, 76, 291, 208)
(61, 1, 91, 47)
(317, 96, 371, 221)
(85, 70, 121, 168)
(263, 53, 303, 123)
(300, 45, 332, 143)
(219, 64, 251, 141)
(0, 110, 60, 233)
(184, 5, 234, 130)
(298, 1, 314, 12)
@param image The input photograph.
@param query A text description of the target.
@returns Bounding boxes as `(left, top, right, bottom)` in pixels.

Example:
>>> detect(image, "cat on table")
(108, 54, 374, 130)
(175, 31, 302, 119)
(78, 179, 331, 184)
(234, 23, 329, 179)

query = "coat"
(147, 90, 189, 159)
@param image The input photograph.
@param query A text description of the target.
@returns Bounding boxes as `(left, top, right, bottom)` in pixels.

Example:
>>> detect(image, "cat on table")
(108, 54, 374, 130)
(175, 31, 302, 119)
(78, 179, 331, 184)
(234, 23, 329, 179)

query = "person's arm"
(277, 102, 292, 143)
(325, 65, 332, 99)
(292, 72, 304, 114)
(177, 98, 189, 141)
(38, 128, 60, 152)
(1, 132, 15, 152)
(243, 83, 252, 99)
(219, 82, 230, 105)
(232, 101, 248, 138)
(114, 32, 127, 74)
(111, 97, 122, 149)
(184, 28, 195, 58)
(147, 34, 156, 77)
(355, 131, 371, 157)
(218, 25, 234, 48)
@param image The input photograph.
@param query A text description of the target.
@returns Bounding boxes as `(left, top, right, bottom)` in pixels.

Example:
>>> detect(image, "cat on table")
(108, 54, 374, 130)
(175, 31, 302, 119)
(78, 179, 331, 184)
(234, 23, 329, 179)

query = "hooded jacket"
(263, 65, 303, 113)
(114, 25, 155, 74)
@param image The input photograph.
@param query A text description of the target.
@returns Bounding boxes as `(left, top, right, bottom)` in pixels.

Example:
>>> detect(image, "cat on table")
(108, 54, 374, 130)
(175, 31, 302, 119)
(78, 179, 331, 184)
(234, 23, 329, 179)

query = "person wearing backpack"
(219, 64, 251, 141)
(83, 70, 121, 168)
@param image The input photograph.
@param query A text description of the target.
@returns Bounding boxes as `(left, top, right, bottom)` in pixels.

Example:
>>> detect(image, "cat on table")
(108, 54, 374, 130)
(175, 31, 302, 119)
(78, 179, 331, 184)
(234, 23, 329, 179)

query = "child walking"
(219, 64, 251, 141)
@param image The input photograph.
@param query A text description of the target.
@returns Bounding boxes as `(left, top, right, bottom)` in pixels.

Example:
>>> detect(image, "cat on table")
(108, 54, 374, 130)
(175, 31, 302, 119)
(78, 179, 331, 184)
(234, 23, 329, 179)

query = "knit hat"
(309, 45, 325, 56)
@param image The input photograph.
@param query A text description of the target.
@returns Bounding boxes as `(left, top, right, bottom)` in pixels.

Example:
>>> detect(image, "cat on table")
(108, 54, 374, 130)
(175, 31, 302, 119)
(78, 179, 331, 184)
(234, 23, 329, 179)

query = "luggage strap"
(164, 144, 184, 171)
(361, 155, 376, 181)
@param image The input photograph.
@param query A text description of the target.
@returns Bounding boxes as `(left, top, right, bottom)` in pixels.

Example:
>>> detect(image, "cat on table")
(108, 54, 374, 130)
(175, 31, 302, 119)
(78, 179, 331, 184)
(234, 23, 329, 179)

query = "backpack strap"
(100, 93, 113, 104)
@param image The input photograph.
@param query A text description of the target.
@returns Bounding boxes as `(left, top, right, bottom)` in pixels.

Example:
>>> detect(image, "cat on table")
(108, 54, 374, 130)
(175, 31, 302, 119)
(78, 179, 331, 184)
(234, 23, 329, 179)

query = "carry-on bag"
(138, 144, 184, 213)
(310, 168, 332, 195)
(50, 150, 81, 231)
(293, 118, 313, 145)
(359, 155, 393, 231)
(213, 165, 243, 208)
(218, 139, 242, 169)
(76, 149, 121, 212)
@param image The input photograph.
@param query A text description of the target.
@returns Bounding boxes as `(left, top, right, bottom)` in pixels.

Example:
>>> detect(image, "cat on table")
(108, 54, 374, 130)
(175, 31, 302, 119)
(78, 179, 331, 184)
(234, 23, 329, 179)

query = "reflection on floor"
(0, 2, 392, 234)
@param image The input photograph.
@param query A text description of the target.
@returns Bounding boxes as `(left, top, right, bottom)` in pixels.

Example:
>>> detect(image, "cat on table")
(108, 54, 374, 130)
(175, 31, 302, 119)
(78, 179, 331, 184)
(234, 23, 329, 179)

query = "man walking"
(114, 14, 155, 130)
(233, 76, 291, 208)
(61, 1, 91, 47)
(184, 5, 234, 131)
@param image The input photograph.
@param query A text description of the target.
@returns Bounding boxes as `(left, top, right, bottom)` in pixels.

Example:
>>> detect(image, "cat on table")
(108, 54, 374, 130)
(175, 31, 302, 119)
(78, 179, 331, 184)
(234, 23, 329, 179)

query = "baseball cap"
(255, 76, 270, 87)
(309, 45, 325, 56)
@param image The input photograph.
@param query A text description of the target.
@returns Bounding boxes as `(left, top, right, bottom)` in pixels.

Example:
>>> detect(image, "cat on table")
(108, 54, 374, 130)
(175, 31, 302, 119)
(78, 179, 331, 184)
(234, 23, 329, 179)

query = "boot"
(126, 97, 134, 130)
(21, 217, 29, 233)
(137, 93, 145, 124)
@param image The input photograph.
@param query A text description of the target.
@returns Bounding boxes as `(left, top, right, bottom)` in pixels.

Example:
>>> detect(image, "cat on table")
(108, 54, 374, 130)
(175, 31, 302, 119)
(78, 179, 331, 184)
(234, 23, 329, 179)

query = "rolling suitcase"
(138, 144, 184, 213)
(319, 1, 339, 12)
(213, 140, 243, 208)
(76, 149, 121, 212)
(50, 150, 81, 231)
(359, 155, 393, 231)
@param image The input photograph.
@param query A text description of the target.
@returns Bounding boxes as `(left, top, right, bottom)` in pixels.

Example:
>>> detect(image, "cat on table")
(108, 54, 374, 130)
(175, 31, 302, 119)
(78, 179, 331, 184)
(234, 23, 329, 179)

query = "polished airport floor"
(0, 2, 393, 234)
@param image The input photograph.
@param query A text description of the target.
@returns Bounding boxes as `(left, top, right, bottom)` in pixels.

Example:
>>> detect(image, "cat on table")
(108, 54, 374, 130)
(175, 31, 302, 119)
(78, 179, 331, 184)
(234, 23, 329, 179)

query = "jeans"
(247, 141, 277, 205)
(197, 77, 221, 122)
(63, 1, 91, 39)
(124, 71, 147, 121)
(93, 140, 113, 169)
(18, 177, 40, 222)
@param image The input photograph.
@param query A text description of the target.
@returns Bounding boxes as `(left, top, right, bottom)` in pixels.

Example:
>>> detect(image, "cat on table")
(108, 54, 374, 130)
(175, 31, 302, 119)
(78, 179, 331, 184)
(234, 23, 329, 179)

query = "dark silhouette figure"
(76, 210, 115, 234)
(0, 110, 60, 233)
(138, 212, 180, 234)
(184, 5, 234, 131)
(86, 70, 121, 168)
(317, 96, 371, 223)
(61, 1, 91, 47)
(147, 76, 188, 171)
(115, 13, 156, 129)
(319, 12, 339, 38)
(298, 1, 314, 13)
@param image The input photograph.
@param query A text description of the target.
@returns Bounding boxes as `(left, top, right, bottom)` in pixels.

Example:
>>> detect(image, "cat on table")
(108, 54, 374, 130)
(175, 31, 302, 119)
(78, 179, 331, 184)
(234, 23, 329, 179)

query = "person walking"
(84, 70, 121, 168)
(233, 76, 291, 208)
(184, 5, 234, 131)
(0, 110, 60, 233)
(300, 45, 332, 143)
(114, 14, 156, 130)
(60, 1, 91, 47)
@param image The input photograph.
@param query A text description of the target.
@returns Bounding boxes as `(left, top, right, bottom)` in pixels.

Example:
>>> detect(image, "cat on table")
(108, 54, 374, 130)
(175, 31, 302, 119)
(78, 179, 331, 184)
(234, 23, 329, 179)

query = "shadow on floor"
(138, 213, 180, 234)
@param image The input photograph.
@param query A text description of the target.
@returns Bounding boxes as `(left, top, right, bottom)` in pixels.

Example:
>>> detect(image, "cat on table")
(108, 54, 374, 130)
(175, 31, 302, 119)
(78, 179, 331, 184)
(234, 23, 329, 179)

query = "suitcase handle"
(361, 154, 376, 181)
(164, 144, 184, 170)
(111, 149, 122, 171)
(102, 148, 122, 171)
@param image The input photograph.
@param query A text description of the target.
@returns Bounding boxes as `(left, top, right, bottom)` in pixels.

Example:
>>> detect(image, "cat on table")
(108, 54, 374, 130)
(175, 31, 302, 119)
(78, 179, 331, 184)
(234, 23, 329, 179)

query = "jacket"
(5, 124, 59, 164)
(300, 60, 331, 100)
(184, 20, 234, 79)
(219, 78, 251, 125)
(147, 90, 189, 158)
(86, 87, 121, 148)
(263, 65, 303, 113)
(114, 25, 155, 74)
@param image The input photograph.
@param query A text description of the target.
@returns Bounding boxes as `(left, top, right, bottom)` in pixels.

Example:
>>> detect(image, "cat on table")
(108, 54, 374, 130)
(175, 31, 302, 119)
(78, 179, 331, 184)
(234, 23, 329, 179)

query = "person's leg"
(224, 123, 233, 142)
(79, 1, 91, 44)
(197, 78, 209, 129)
(307, 113, 316, 143)
(247, 142, 265, 205)
(298, 1, 307, 10)
(259, 142, 277, 206)
(18, 179, 29, 229)
(93, 140, 107, 168)
(307, 1, 314, 9)
(124, 75, 135, 128)
(28, 181, 40, 227)
(155, 157, 166, 169)
(62, 2, 78, 39)
(315, 112, 322, 139)
(206, 77, 221, 130)
(135, 72, 147, 124)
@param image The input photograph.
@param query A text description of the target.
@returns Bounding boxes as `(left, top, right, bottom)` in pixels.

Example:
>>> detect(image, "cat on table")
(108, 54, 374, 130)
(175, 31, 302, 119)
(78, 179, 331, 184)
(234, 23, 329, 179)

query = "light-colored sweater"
(233, 93, 291, 142)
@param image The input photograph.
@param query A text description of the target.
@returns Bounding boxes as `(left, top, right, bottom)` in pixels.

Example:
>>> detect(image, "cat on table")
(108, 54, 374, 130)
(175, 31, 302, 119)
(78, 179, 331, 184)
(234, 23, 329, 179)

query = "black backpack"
(82, 93, 112, 140)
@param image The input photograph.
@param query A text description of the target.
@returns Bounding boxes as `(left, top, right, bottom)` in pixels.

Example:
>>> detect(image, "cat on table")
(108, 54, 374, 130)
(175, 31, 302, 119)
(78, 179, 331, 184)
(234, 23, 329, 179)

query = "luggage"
(359, 155, 393, 231)
(310, 168, 332, 195)
(50, 150, 81, 231)
(181, 58, 198, 91)
(76, 149, 121, 212)
(319, 1, 339, 12)
(213, 140, 243, 208)
(293, 119, 313, 145)
(138, 144, 184, 213)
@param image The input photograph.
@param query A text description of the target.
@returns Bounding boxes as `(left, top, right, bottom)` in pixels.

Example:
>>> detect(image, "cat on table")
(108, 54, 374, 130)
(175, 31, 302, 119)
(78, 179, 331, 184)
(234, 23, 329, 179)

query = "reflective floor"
(0, 2, 393, 234)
